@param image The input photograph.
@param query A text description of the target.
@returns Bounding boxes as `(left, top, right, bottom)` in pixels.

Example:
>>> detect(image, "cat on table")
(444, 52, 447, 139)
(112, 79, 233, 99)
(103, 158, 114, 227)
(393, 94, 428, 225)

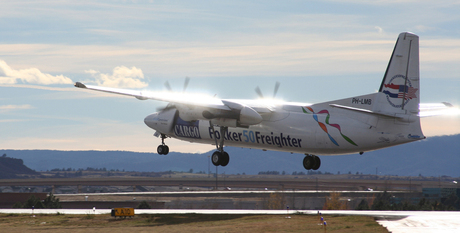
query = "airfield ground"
(1, 174, 458, 232)
(0, 213, 388, 233)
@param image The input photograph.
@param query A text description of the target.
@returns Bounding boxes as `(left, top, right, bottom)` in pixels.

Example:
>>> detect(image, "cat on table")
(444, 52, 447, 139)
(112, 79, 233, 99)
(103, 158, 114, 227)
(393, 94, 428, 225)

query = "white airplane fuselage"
(145, 92, 424, 156)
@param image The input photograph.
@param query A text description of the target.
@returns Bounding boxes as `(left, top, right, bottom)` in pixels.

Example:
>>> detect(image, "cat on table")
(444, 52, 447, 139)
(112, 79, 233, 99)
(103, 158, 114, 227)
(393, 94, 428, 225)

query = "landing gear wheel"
(211, 151, 221, 166)
(303, 155, 314, 170)
(303, 154, 321, 170)
(220, 152, 229, 167)
(209, 124, 231, 167)
(312, 155, 321, 170)
(157, 134, 169, 155)
(157, 145, 164, 155)
(157, 145, 169, 155)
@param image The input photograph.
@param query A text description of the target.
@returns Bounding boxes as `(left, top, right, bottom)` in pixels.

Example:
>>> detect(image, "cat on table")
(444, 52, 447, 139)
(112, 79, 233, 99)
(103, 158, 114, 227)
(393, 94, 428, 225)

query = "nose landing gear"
(157, 134, 169, 155)
(157, 144, 169, 155)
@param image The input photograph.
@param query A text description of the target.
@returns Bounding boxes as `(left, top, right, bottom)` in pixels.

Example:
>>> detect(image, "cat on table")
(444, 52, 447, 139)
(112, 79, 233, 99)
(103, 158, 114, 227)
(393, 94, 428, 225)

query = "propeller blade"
(273, 82, 280, 98)
(183, 77, 190, 92)
(255, 86, 264, 98)
(164, 81, 172, 91)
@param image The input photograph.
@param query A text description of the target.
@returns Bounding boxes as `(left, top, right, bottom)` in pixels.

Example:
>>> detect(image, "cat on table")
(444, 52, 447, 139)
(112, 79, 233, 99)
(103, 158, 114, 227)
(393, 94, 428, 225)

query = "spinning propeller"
(164, 76, 190, 92)
(157, 77, 191, 111)
(255, 82, 280, 99)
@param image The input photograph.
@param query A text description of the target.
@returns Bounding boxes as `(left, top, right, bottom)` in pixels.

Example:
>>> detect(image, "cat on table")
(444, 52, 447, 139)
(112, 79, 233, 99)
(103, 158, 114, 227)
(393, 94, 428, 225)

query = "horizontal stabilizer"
(330, 104, 395, 118)
(329, 104, 417, 123)
(419, 102, 460, 117)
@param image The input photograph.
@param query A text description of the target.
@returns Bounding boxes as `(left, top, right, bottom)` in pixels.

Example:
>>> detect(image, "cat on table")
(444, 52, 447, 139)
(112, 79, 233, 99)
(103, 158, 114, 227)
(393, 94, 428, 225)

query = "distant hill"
(1, 134, 459, 177)
(0, 155, 39, 179)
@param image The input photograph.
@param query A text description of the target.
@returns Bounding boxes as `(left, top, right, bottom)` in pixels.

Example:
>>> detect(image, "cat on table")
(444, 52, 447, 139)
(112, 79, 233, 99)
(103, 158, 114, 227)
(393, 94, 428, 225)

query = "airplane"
(75, 32, 453, 171)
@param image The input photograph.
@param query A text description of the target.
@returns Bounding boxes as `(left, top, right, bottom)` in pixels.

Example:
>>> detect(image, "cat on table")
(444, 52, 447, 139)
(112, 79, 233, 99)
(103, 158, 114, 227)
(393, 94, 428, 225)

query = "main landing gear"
(303, 154, 321, 170)
(210, 124, 229, 167)
(157, 134, 169, 155)
(212, 151, 229, 167)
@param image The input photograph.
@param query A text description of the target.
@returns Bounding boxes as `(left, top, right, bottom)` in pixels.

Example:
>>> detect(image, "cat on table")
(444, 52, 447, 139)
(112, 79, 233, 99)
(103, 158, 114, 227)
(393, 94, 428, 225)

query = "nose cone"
(144, 113, 159, 130)
(144, 108, 177, 134)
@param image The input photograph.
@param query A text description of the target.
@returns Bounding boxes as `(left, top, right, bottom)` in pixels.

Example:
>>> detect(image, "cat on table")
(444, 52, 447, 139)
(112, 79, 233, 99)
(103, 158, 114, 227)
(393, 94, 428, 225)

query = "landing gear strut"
(210, 123, 230, 167)
(157, 134, 169, 155)
(303, 154, 320, 170)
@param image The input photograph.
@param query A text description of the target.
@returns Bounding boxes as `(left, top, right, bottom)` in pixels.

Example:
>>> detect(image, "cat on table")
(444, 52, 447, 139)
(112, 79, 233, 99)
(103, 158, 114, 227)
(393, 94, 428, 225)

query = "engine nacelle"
(147, 102, 263, 132)
(239, 106, 263, 126)
(175, 104, 210, 122)
(211, 118, 238, 127)
(202, 101, 263, 127)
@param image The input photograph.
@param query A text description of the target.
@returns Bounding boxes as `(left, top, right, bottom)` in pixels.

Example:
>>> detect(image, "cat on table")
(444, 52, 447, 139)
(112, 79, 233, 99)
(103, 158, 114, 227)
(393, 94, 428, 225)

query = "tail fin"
(372, 32, 424, 139)
(374, 32, 420, 115)
(318, 33, 424, 140)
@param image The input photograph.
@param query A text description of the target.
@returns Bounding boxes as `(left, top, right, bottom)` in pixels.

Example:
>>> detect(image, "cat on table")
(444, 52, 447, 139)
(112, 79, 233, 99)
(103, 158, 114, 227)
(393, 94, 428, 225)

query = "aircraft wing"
(75, 82, 230, 110)
(74, 82, 272, 126)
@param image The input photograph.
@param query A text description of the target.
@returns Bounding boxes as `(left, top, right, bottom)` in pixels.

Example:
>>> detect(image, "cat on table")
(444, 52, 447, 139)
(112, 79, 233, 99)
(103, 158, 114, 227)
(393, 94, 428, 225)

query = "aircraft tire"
(312, 155, 321, 170)
(157, 145, 164, 155)
(220, 152, 230, 167)
(157, 145, 169, 155)
(303, 155, 314, 170)
(211, 151, 221, 166)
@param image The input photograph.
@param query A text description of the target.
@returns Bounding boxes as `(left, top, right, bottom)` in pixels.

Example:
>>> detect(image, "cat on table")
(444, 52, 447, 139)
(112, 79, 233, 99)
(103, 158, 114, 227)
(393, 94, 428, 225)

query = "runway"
(0, 176, 442, 191)
(1, 208, 459, 233)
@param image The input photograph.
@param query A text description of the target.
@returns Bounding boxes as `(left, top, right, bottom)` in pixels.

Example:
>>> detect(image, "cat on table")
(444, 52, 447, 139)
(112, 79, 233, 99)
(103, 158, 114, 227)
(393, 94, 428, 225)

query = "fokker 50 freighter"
(75, 32, 452, 170)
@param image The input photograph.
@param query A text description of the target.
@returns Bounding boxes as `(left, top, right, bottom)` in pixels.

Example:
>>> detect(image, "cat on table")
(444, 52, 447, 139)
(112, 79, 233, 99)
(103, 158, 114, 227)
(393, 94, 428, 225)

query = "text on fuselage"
(208, 128, 302, 148)
(175, 124, 201, 138)
(352, 98, 372, 105)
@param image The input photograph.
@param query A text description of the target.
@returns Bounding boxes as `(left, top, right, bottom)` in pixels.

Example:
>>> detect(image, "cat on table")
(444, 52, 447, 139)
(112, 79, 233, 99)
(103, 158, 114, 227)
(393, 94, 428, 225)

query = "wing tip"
(442, 102, 453, 108)
(74, 82, 87, 88)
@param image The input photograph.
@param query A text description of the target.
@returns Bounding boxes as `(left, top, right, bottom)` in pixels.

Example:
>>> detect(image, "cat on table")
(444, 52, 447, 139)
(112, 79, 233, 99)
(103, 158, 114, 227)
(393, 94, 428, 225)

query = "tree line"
(49, 167, 125, 172)
(357, 191, 460, 211)
(13, 194, 61, 209)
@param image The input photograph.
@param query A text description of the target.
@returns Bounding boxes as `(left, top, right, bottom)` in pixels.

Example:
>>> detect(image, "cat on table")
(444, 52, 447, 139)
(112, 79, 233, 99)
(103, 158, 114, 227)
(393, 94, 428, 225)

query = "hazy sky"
(1, 0, 459, 153)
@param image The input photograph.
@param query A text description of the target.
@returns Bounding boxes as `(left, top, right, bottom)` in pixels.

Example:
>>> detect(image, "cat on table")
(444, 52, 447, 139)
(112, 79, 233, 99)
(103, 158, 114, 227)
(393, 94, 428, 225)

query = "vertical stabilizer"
(375, 32, 420, 115)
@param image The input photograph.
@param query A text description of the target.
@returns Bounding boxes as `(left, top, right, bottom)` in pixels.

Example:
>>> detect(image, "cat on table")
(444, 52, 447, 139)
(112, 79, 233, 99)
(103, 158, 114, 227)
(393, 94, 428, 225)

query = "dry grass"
(0, 213, 388, 233)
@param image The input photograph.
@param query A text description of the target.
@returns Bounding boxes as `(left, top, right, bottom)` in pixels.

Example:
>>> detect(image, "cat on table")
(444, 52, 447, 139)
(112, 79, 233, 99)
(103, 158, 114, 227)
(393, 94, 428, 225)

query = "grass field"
(0, 213, 389, 232)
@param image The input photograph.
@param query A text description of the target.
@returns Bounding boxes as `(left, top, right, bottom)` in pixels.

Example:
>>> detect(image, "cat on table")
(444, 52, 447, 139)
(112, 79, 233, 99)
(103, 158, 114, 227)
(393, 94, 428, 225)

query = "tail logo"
(382, 74, 418, 108)
(302, 106, 358, 147)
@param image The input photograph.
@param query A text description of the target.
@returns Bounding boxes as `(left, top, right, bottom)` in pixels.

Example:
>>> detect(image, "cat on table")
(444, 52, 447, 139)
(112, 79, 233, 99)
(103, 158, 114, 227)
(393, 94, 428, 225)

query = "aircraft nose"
(144, 113, 159, 130)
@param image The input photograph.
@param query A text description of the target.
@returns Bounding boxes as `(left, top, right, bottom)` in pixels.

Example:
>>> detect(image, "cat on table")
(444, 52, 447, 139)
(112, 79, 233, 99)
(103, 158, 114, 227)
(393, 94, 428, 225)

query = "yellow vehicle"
(111, 208, 134, 219)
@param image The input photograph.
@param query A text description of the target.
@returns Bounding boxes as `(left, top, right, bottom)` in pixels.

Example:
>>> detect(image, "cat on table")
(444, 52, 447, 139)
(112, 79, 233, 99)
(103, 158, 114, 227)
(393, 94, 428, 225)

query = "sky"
(1, 0, 459, 153)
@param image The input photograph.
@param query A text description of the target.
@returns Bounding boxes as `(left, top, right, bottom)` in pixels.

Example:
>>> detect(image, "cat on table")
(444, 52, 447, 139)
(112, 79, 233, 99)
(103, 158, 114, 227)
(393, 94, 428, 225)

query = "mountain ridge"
(1, 134, 459, 177)
(0, 155, 39, 178)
